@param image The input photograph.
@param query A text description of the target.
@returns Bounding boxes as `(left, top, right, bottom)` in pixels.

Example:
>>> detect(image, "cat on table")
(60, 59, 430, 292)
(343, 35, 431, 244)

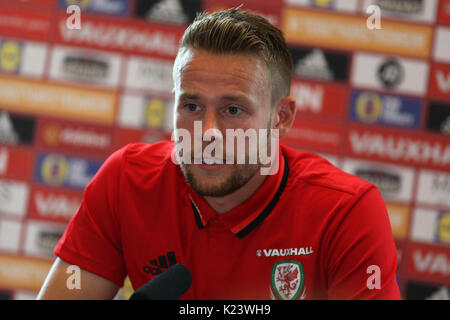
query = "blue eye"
(185, 104, 200, 112)
(227, 106, 241, 116)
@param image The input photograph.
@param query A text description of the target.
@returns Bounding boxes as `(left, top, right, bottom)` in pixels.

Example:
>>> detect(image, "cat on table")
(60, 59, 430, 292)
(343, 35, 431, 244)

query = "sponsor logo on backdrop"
(38, 118, 113, 155)
(0, 39, 47, 77)
(134, 0, 201, 25)
(290, 79, 347, 118)
(145, 98, 167, 128)
(407, 243, 450, 285)
(434, 27, 450, 64)
(426, 102, 450, 136)
(438, 0, 450, 25)
(0, 110, 36, 146)
(429, 63, 450, 101)
(38, 230, 62, 252)
(437, 212, 450, 244)
(125, 56, 173, 93)
(64, 56, 108, 79)
(363, 0, 438, 23)
(118, 94, 173, 131)
(56, 14, 184, 59)
(0, 253, 53, 292)
(29, 186, 82, 223)
(282, 7, 433, 59)
(59, 0, 129, 16)
(285, 0, 359, 12)
(34, 153, 102, 190)
(411, 209, 450, 245)
(406, 281, 450, 300)
(291, 82, 323, 114)
(0, 5, 51, 41)
(40, 154, 69, 186)
(373, 0, 424, 14)
(345, 125, 450, 170)
(356, 169, 401, 192)
(281, 116, 342, 154)
(351, 53, 429, 96)
(377, 59, 404, 89)
(0, 219, 22, 253)
(342, 158, 414, 203)
(0, 76, 117, 124)
(350, 91, 422, 129)
(0, 146, 34, 180)
(49, 45, 122, 88)
(24, 220, 66, 258)
(386, 203, 410, 240)
(289, 46, 349, 82)
(0, 41, 21, 73)
(416, 170, 450, 209)
(0, 179, 29, 218)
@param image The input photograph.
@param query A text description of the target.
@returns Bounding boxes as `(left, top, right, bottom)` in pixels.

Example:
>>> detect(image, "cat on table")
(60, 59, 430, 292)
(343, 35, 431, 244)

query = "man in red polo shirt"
(37, 8, 401, 300)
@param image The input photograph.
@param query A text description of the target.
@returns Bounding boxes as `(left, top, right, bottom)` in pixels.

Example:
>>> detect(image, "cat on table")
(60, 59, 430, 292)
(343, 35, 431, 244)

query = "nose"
(202, 108, 222, 142)
(202, 108, 217, 133)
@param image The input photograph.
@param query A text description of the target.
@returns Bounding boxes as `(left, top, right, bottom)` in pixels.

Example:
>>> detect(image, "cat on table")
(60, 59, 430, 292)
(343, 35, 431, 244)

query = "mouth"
(193, 158, 226, 171)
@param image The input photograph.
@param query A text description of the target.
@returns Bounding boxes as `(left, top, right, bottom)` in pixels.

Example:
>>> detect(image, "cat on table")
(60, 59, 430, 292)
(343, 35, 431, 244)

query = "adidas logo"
(0, 112, 19, 144)
(426, 286, 450, 300)
(294, 49, 334, 81)
(146, 0, 188, 24)
(440, 117, 450, 135)
(143, 251, 177, 275)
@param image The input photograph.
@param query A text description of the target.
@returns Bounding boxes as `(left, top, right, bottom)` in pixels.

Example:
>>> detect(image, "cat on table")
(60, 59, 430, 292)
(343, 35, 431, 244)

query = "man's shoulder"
(107, 141, 176, 183)
(281, 144, 373, 197)
(120, 140, 174, 165)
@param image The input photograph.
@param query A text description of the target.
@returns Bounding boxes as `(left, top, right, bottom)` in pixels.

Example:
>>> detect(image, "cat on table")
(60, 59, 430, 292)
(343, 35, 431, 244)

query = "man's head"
(174, 8, 293, 106)
(172, 8, 296, 198)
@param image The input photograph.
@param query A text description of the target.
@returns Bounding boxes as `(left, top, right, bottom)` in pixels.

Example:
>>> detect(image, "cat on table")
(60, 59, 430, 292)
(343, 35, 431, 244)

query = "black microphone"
(129, 264, 192, 300)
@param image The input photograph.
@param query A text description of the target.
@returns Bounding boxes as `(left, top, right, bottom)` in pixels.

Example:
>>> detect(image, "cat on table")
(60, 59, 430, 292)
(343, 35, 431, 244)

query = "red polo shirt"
(54, 141, 401, 300)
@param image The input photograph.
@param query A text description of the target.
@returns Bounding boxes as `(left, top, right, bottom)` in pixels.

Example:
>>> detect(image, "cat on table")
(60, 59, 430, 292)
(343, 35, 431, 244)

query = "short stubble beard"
(178, 117, 274, 198)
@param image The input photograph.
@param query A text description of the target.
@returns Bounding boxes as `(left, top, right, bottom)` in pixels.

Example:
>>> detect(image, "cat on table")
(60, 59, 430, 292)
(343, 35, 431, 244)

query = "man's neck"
(203, 172, 268, 214)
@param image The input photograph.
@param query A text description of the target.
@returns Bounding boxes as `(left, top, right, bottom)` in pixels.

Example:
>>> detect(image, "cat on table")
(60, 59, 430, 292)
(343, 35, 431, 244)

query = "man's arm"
(42, 147, 129, 299)
(325, 186, 401, 299)
(37, 257, 120, 300)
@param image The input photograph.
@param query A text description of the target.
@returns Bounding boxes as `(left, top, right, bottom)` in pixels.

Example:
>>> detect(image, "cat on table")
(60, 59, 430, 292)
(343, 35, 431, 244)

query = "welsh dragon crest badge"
(270, 260, 304, 300)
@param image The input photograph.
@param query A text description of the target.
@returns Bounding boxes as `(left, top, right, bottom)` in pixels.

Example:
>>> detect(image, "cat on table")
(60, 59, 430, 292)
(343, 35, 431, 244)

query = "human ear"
(273, 96, 296, 138)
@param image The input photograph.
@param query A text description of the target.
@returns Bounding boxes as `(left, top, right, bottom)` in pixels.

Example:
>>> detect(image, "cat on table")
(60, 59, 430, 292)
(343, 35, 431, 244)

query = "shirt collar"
(186, 147, 289, 238)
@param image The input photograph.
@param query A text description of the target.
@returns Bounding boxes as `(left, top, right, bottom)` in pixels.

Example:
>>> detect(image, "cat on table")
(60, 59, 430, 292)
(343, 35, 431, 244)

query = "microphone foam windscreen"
(130, 264, 192, 300)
